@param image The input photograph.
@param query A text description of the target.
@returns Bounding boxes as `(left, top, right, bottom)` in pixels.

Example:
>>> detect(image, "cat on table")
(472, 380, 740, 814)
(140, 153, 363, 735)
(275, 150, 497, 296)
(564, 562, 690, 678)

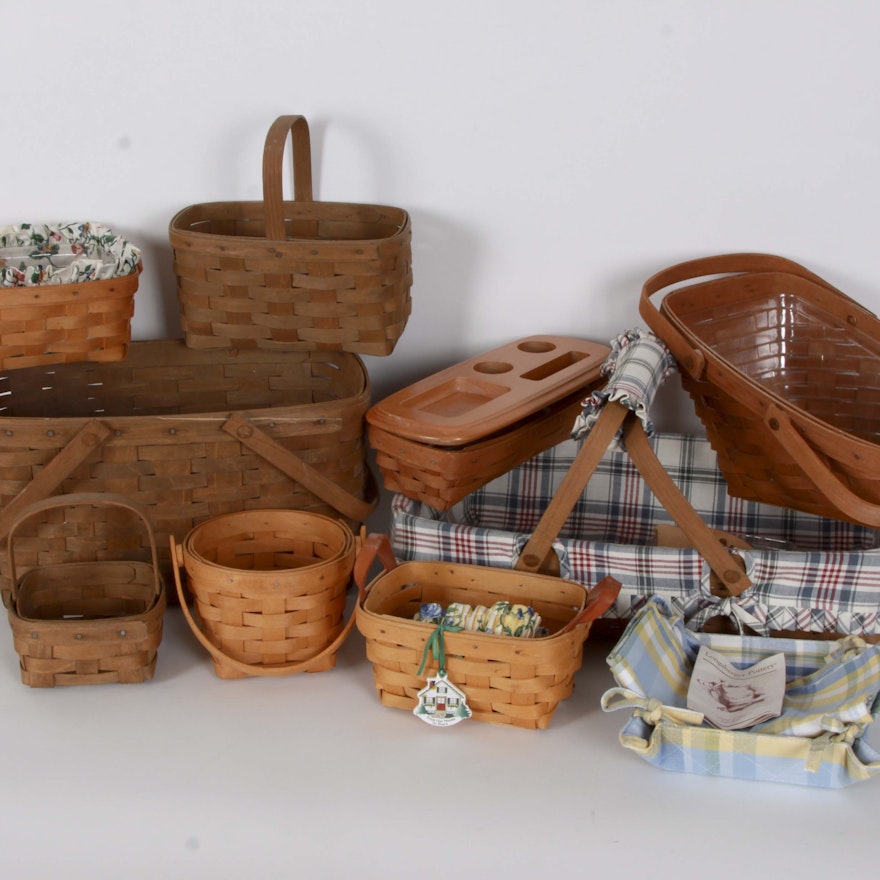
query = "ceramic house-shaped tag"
(414, 672, 472, 727)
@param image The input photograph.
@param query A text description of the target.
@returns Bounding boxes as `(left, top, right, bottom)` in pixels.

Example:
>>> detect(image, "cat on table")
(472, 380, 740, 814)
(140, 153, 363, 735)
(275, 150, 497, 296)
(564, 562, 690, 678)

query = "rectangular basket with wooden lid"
(367, 335, 610, 508)
(169, 115, 412, 357)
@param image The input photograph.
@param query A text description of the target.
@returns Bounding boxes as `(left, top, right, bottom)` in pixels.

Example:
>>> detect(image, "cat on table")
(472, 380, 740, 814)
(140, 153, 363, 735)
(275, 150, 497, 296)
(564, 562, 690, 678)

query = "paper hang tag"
(687, 646, 786, 730)
(414, 671, 472, 727)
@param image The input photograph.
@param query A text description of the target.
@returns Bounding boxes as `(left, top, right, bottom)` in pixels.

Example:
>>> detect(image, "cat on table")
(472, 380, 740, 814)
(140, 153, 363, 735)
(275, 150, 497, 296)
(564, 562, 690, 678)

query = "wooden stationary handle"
(8, 492, 161, 605)
(262, 114, 314, 241)
(222, 413, 378, 523)
(639, 252, 873, 379)
(764, 405, 880, 528)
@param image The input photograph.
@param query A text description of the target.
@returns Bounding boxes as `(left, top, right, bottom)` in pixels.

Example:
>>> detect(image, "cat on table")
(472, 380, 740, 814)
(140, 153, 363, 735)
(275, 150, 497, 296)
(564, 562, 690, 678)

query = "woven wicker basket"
(171, 509, 357, 679)
(0, 340, 375, 592)
(354, 534, 620, 729)
(369, 387, 594, 509)
(641, 253, 880, 527)
(0, 262, 139, 371)
(367, 336, 609, 509)
(169, 115, 412, 356)
(6, 493, 165, 687)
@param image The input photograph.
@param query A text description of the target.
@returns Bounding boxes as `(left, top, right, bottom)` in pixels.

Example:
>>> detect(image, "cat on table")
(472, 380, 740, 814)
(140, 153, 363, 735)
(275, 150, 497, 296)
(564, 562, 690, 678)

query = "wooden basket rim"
(660, 294, 880, 460)
(169, 199, 411, 245)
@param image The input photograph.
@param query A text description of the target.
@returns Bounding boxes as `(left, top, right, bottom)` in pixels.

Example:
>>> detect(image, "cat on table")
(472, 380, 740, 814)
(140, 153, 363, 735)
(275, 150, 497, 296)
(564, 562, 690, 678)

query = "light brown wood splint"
(366, 336, 610, 446)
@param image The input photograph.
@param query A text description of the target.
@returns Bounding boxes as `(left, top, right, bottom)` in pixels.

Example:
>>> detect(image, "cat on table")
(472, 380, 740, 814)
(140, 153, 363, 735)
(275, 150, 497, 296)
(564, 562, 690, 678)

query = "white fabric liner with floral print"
(0, 222, 141, 287)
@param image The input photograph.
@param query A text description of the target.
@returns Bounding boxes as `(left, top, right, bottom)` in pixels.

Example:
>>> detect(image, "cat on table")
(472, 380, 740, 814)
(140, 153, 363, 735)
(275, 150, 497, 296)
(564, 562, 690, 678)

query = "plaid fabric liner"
(571, 329, 676, 443)
(602, 598, 880, 786)
(390, 433, 880, 638)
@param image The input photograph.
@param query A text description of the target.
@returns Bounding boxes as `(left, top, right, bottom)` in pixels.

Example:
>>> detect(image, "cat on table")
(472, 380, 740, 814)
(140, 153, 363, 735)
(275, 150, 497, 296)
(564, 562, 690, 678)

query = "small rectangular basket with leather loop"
(640, 253, 880, 528)
(354, 532, 621, 729)
(169, 115, 412, 357)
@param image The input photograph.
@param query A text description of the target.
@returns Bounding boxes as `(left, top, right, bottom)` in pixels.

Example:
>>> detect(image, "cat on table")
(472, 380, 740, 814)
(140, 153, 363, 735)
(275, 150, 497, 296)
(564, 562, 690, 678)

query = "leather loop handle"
(558, 576, 621, 634)
(262, 115, 314, 241)
(353, 532, 399, 601)
(639, 252, 874, 379)
(170, 535, 355, 677)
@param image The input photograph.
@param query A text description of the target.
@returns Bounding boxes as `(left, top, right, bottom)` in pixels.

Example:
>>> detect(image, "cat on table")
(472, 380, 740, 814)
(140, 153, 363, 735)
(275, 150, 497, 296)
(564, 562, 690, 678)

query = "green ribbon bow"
(417, 621, 463, 676)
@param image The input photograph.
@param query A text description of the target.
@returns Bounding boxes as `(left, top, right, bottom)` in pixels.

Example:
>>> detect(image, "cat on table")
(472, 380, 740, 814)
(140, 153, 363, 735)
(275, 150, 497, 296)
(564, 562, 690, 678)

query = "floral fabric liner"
(0, 222, 141, 287)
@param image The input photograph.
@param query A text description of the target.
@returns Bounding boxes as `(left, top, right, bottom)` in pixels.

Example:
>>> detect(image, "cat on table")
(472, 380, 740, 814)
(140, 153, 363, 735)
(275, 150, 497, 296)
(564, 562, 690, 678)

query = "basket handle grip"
(0, 419, 111, 541)
(7, 491, 162, 606)
(263, 115, 313, 241)
(558, 575, 621, 634)
(639, 252, 873, 379)
(764, 404, 880, 528)
(516, 400, 628, 574)
(170, 535, 356, 677)
(353, 532, 399, 600)
(222, 413, 378, 523)
(516, 401, 751, 597)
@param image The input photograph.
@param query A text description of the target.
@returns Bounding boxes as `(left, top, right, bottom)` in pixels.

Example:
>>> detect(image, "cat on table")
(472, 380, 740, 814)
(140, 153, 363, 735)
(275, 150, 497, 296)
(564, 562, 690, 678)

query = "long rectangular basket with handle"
(640, 252, 880, 528)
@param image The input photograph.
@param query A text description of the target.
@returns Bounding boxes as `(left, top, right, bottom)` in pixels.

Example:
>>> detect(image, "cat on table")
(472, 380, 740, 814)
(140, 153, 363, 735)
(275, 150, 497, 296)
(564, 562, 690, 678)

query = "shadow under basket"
(6, 493, 165, 687)
(354, 534, 621, 729)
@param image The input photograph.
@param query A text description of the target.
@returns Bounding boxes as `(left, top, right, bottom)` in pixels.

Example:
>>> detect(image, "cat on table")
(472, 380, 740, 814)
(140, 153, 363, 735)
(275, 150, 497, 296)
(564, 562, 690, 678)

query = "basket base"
(210, 649, 340, 680)
(372, 679, 564, 730)
(19, 654, 159, 688)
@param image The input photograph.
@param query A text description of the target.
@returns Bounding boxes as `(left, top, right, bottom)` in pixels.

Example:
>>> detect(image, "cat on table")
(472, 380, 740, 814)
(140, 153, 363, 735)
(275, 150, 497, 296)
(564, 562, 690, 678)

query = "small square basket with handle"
(5, 492, 165, 688)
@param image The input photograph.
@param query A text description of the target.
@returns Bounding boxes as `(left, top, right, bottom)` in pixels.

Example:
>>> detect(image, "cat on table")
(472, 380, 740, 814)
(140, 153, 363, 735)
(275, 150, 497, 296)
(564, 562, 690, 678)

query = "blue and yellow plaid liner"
(602, 598, 880, 787)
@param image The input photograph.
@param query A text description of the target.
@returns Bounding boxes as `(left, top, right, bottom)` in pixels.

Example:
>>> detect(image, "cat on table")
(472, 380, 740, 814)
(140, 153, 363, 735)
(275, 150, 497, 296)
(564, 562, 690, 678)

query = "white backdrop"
(5, 0, 880, 429)
(6, 5, 880, 877)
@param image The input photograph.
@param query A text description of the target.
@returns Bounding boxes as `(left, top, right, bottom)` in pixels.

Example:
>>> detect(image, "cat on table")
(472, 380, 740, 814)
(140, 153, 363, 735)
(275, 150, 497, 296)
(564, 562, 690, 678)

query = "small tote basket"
(6, 492, 165, 687)
(171, 509, 357, 679)
(641, 253, 880, 527)
(170, 115, 412, 356)
(355, 534, 620, 729)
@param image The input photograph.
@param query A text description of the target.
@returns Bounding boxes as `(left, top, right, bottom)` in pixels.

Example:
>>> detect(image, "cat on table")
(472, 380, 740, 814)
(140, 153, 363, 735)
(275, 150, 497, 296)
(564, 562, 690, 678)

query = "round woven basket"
(171, 509, 357, 679)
